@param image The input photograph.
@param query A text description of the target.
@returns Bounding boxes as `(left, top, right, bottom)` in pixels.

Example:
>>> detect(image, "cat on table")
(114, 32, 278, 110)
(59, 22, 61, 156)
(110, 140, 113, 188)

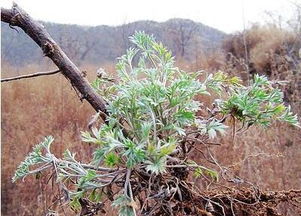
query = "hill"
(1, 18, 226, 67)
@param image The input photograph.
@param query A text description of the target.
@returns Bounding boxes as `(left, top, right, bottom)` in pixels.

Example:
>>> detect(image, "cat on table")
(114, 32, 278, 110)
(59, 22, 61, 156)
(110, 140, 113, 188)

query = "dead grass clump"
(223, 24, 300, 76)
(223, 25, 299, 73)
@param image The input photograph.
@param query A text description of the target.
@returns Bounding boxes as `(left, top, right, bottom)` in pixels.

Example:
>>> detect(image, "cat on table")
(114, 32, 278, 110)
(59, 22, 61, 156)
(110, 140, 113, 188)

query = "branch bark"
(1, 3, 108, 118)
(1, 69, 60, 82)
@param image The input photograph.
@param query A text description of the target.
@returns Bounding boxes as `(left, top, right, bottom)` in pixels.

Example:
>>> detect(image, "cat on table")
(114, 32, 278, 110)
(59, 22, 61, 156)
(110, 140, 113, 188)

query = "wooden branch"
(1, 3, 108, 118)
(1, 69, 60, 82)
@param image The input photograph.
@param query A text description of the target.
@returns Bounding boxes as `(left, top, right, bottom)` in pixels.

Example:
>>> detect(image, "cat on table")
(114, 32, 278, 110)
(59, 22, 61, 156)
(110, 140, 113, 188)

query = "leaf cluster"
(220, 74, 300, 127)
(86, 32, 230, 175)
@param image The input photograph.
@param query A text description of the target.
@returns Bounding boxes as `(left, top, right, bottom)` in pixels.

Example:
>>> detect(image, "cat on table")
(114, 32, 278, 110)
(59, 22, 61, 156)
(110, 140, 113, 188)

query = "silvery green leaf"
(146, 157, 167, 174)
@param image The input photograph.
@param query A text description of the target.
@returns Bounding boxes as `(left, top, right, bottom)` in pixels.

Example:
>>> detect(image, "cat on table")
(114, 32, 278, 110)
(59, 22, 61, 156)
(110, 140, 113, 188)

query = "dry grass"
(223, 24, 300, 76)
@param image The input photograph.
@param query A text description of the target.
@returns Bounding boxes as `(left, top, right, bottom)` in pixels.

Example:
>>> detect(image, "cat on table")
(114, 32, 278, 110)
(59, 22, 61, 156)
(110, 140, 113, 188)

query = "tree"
(2, 4, 301, 216)
(167, 19, 198, 58)
(57, 28, 97, 66)
(119, 20, 137, 51)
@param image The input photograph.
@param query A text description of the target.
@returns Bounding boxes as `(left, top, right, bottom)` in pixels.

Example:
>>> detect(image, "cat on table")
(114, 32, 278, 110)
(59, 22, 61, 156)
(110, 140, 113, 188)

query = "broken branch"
(1, 69, 61, 82)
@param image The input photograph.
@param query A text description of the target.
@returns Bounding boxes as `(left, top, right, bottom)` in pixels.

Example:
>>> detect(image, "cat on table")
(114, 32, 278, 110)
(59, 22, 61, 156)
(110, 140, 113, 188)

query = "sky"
(0, 0, 298, 33)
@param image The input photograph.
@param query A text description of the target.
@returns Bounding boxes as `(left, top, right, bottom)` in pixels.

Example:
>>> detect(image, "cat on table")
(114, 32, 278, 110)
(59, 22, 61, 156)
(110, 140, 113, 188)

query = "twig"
(124, 169, 132, 198)
(1, 69, 61, 82)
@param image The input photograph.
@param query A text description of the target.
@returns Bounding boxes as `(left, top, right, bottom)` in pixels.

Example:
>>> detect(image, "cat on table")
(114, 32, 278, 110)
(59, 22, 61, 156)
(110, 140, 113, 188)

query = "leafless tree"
(167, 20, 198, 57)
(57, 30, 96, 66)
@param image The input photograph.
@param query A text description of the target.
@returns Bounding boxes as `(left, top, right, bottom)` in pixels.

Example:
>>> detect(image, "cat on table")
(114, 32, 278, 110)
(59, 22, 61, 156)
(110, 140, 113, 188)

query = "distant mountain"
(1, 18, 226, 67)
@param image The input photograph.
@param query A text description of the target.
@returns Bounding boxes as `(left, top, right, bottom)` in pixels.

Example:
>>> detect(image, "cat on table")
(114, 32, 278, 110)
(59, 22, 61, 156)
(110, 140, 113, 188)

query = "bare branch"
(1, 69, 61, 82)
(1, 3, 108, 118)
